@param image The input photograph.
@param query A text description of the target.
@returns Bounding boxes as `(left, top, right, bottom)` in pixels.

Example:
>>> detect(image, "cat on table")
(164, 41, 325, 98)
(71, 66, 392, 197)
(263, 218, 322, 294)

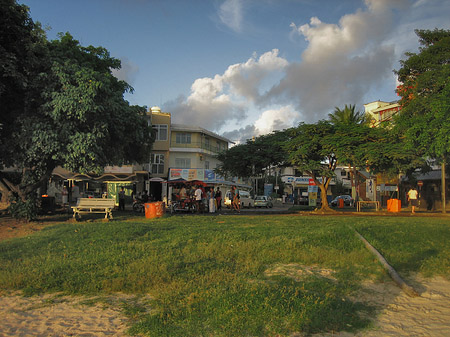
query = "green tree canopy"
(284, 121, 337, 211)
(0, 1, 153, 213)
(215, 130, 290, 179)
(395, 28, 450, 159)
(395, 28, 450, 212)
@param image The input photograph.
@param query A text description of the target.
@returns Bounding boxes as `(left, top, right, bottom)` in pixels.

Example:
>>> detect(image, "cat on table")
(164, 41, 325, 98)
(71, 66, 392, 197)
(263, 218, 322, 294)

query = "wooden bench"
(71, 198, 115, 220)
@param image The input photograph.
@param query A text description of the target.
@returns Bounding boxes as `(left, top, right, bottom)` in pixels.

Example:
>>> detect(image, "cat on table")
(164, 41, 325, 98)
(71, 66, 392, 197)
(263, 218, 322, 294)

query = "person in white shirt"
(407, 187, 419, 214)
(195, 186, 202, 213)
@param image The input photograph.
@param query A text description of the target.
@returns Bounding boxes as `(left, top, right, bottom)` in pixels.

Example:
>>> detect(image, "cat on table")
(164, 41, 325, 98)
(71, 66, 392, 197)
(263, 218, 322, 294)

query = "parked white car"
(238, 190, 254, 208)
(254, 195, 273, 208)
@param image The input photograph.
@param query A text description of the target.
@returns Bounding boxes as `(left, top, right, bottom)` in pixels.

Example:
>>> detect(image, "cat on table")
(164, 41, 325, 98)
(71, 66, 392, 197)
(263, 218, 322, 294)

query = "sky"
(21, 0, 450, 143)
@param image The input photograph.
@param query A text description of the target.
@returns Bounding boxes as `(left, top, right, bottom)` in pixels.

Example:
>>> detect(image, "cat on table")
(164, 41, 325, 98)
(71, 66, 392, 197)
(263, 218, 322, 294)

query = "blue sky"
(22, 0, 450, 142)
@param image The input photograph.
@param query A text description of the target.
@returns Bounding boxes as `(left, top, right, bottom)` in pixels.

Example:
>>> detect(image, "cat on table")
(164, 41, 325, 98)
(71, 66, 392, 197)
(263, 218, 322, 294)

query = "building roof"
(171, 123, 234, 144)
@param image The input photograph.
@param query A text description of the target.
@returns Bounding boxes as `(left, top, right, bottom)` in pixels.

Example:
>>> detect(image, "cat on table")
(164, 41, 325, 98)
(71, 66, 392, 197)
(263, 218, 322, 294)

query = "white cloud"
(254, 105, 300, 135)
(165, 49, 289, 131)
(267, 0, 410, 121)
(223, 49, 288, 102)
(165, 0, 449, 140)
(218, 0, 244, 32)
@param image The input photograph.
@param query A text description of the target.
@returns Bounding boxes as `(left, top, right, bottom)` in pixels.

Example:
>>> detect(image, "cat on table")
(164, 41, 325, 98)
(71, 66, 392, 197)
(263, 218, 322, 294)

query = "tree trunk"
(442, 159, 446, 214)
(349, 164, 356, 200)
(317, 182, 334, 212)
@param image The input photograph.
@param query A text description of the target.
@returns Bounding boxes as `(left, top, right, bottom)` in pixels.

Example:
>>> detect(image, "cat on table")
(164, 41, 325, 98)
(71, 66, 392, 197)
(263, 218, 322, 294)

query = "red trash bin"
(338, 198, 344, 208)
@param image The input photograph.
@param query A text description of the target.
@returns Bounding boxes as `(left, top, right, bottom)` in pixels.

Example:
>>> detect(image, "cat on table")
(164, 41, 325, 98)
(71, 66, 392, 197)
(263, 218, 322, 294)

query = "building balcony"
(170, 141, 223, 154)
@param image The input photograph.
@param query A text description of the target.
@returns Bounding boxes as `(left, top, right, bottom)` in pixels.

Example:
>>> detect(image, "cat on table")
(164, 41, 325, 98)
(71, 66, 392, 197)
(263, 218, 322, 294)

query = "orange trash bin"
(155, 202, 164, 217)
(338, 198, 344, 208)
(145, 203, 157, 219)
(387, 199, 401, 212)
(145, 202, 164, 219)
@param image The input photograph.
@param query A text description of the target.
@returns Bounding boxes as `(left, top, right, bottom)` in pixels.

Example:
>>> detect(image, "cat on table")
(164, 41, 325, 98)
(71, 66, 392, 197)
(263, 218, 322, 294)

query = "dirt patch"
(264, 263, 337, 282)
(264, 264, 450, 336)
(0, 212, 73, 242)
(316, 275, 450, 336)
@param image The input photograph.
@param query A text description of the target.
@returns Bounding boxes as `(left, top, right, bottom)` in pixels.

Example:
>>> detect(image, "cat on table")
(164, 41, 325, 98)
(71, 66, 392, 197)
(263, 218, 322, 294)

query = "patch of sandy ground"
(0, 293, 132, 337)
(1, 217, 449, 336)
(317, 275, 450, 337)
(1, 275, 449, 336)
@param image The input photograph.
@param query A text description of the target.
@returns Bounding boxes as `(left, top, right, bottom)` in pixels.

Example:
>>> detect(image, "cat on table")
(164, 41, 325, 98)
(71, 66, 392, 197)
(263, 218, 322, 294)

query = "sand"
(318, 275, 450, 337)
(1, 275, 449, 336)
(0, 293, 134, 337)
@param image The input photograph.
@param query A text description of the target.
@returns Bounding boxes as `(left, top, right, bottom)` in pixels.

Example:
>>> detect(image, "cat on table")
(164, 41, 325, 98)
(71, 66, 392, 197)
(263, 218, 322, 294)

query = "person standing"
(407, 187, 419, 214)
(231, 186, 240, 213)
(119, 187, 126, 211)
(61, 186, 68, 207)
(215, 187, 222, 211)
(195, 185, 203, 213)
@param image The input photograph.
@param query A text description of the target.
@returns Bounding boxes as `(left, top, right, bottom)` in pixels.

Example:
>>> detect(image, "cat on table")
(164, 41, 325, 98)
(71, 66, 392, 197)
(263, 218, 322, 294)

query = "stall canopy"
(52, 167, 144, 182)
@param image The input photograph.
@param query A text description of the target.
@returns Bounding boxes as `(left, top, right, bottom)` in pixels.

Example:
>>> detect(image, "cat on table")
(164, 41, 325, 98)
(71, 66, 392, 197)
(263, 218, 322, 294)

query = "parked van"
(224, 189, 254, 208)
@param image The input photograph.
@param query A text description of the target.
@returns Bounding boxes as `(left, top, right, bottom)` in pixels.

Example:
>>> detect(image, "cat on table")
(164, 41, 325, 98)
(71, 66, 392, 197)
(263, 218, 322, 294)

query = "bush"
(8, 195, 38, 221)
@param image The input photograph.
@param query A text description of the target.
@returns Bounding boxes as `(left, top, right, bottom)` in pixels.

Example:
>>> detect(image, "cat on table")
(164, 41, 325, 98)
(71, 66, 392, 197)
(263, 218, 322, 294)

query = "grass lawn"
(0, 214, 449, 336)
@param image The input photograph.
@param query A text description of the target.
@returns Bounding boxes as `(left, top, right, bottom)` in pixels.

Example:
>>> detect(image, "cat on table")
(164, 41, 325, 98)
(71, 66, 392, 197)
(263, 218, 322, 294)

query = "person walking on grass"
(407, 187, 419, 214)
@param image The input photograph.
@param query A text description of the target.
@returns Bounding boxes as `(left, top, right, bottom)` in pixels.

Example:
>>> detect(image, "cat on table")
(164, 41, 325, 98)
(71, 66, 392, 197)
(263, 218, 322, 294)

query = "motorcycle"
(170, 197, 197, 214)
(132, 197, 145, 213)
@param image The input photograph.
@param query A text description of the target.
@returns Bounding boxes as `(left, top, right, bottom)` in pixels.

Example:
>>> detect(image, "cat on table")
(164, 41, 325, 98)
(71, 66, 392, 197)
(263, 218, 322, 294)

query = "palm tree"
(328, 104, 367, 125)
(328, 104, 367, 203)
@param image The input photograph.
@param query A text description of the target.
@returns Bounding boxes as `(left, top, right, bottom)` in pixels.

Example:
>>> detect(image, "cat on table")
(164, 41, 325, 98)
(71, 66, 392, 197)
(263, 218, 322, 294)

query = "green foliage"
(284, 121, 338, 209)
(328, 104, 367, 126)
(215, 130, 290, 178)
(7, 194, 38, 221)
(395, 29, 450, 160)
(0, 2, 153, 213)
(285, 121, 337, 178)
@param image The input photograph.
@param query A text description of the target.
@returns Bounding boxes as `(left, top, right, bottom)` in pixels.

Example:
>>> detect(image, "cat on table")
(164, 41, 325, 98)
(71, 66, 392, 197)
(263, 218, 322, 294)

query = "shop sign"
(169, 168, 226, 182)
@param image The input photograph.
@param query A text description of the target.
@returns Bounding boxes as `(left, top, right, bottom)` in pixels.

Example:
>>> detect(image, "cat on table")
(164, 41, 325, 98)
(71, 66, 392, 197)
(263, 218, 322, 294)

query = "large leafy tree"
(215, 130, 289, 178)
(0, 1, 152, 211)
(284, 121, 338, 212)
(395, 28, 450, 212)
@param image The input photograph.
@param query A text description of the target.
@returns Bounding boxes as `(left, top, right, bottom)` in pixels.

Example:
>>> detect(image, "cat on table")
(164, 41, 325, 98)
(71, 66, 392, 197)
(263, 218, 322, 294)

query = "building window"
(340, 170, 347, 176)
(175, 158, 191, 168)
(205, 161, 210, 169)
(152, 124, 168, 141)
(150, 154, 164, 174)
(176, 133, 191, 144)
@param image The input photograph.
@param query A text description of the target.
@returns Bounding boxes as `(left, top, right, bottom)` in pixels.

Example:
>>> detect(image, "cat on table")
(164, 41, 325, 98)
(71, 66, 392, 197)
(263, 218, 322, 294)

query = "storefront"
(167, 168, 251, 204)
(50, 166, 147, 206)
